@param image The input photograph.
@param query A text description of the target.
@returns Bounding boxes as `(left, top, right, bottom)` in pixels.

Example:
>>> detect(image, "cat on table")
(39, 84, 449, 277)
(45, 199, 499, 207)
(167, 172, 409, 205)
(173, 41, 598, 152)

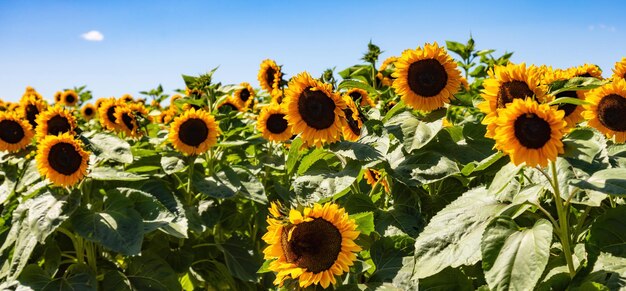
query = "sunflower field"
(2, 37, 626, 290)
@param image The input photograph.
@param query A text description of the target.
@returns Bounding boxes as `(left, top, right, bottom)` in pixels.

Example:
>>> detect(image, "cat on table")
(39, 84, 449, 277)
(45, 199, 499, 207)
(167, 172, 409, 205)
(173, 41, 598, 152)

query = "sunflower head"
(345, 88, 375, 107)
(392, 43, 462, 111)
(169, 108, 220, 155)
(257, 103, 292, 142)
(543, 69, 586, 128)
(262, 202, 361, 289)
(35, 105, 77, 140)
(568, 63, 603, 79)
(492, 98, 566, 167)
(170, 94, 182, 104)
(95, 97, 107, 109)
(54, 91, 63, 103)
(81, 103, 96, 120)
(233, 82, 256, 110)
(341, 96, 363, 142)
(0, 111, 34, 152)
(612, 57, 626, 81)
(583, 79, 626, 143)
(120, 94, 134, 103)
(284, 72, 347, 147)
(258, 59, 283, 92)
(114, 104, 149, 138)
(62, 90, 79, 106)
(36, 132, 89, 187)
(19, 95, 47, 130)
(98, 98, 122, 131)
(160, 107, 178, 124)
(363, 168, 390, 193)
(376, 56, 398, 87)
(217, 96, 243, 113)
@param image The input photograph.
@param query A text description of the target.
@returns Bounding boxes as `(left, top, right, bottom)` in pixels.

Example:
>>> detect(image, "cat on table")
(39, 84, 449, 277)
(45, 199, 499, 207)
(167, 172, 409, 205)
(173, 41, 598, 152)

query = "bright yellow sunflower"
(36, 132, 89, 187)
(62, 90, 79, 106)
(115, 103, 150, 138)
(271, 88, 285, 104)
(35, 105, 77, 140)
(94, 97, 107, 109)
(345, 88, 375, 107)
(160, 107, 178, 124)
(170, 94, 182, 104)
(363, 168, 390, 193)
(284, 72, 347, 147)
(81, 103, 96, 120)
(611, 58, 626, 81)
(54, 91, 63, 104)
(543, 69, 585, 128)
(376, 56, 398, 87)
(98, 98, 121, 131)
(257, 103, 292, 142)
(392, 43, 462, 111)
(583, 79, 626, 143)
(217, 96, 243, 113)
(341, 96, 363, 141)
(21, 87, 43, 103)
(493, 98, 566, 167)
(120, 94, 134, 103)
(19, 95, 47, 130)
(479, 63, 546, 138)
(233, 82, 256, 110)
(568, 63, 603, 79)
(0, 111, 34, 152)
(258, 59, 282, 92)
(169, 108, 219, 155)
(262, 202, 361, 289)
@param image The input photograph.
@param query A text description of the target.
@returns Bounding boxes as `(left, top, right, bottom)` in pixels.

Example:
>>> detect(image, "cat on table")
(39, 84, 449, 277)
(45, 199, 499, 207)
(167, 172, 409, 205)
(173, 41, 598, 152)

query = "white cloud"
(81, 30, 104, 42)
(588, 24, 616, 32)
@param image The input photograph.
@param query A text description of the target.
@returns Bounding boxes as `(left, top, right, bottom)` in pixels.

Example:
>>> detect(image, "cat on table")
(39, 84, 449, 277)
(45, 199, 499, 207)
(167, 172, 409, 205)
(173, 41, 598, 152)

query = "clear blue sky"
(1, 0, 625, 102)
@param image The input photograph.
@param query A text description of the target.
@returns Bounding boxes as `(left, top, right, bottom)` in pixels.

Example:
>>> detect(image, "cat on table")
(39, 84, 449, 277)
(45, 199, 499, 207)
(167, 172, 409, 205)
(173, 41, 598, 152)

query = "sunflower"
(98, 98, 121, 131)
(62, 90, 79, 106)
(257, 103, 292, 142)
(81, 103, 96, 120)
(19, 95, 47, 130)
(271, 88, 285, 104)
(583, 79, 626, 143)
(95, 97, 107, 109)
(150, 99, 161, 108)
(217, 96, 242, 113)
(21, 87, 43, 103)
(376, 56, 397, 87)
(35, 106, 77, 140)
(479, 63, 546, 138)
(568, 63, 603, 79)
(170, 94, 182, 104)
(262, 202, 361, 289)
(345, 88, 375, 107)
(36, 132, 89, 187)
(114, 104, 149, 138)
(492, 98, 566, 167)
(284, 72, 347, 147)
(160, 107, 178, 124)
(233, 82, 255, 110)
(363, 168, 390, 193)
(258, 59, 282, 92)
(54, 91, 63, 104)
(120, 94, 134, 103)
(0, 111, 34, 152)
(341, 96, 362, 141)
(612, 58, 626, 81)
(392, 43, 462, 111)
(543, 69, 586, 128)
(169, 108, 219, 155)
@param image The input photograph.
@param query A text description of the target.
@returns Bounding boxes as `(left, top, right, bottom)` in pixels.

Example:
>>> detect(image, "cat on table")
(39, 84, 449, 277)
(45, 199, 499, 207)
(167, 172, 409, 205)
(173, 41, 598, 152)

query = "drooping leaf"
(88, 133, 133, 164)
(126, 251, 182, 291)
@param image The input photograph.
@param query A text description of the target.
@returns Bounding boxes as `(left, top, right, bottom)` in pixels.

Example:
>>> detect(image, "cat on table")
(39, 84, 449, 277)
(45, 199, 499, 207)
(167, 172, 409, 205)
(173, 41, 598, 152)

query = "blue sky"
(1, 0, 625, 102)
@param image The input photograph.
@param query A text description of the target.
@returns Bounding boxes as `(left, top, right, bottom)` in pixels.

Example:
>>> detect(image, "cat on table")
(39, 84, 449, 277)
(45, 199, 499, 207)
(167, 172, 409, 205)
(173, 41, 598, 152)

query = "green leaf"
(140, 180, 188, 238)
(587, 206, 626, 258)
(297, 148, 335, 175)
(126, 251, 182, 291)
(394, 152, 460, 185)
(18, 263, 97, 291)
(386, 112, 443, 153)
(88, 167, 148, 181)
(117, 188, 178, 233)
(102, 270, 132, 291)
(550, 77, 606, 95)
(88, 133, 133, 164)
(286, 138, 304, 176)
(350, 212, 375, 235)
(462, 152, 504, 176)
(218, 236, 261, 282)
(481, 217, 553, 291)
(370, 236, 413, 282)
(192, 169, 237, 199)
(571, 168, 626, 196)
(338, 79, 376, 93)
(330, 141, 383, 164)
(412, 187, 507, 278)
(548, 97, 588, 106)
(160, 155, 186, 175)
(418, 267, 473, 291)
(71, 190, 144, 255)
(488, 163, 523, 197)
(293, 160, 360, 203)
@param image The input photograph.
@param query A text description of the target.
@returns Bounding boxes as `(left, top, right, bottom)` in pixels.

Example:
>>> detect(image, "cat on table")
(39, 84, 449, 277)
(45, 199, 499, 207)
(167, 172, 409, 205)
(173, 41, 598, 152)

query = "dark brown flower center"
(266, 113, 288, 134)
(514, 113, 552, 149)
(578, 73, 593, 78)
(407, 59, 448, 97)
(55, 94, 61, 102)
(178, 118, 209, 147)
(344, 108, 360, 136)
(122, 113, 134, 131)
(349, 91, 362, 103)
(65, 94, 76, 104)
(240, 89, 251, 102)
(265, 67, 277, 88)
(0, 120, 25, 144)
(106, 106, 118, 123)
(84, 107, 94, 116)
(555, 90, 579, 117)
(297, 87, 336, 130)
(281, 218, 342, 273)
(597, 94, 626, 132)
(26, 104, 39, 128)
(46, 115, 71, 136)
(48, 142, 82, 175)
(497, 80, 535, 108)
(368, 169, 380, 181)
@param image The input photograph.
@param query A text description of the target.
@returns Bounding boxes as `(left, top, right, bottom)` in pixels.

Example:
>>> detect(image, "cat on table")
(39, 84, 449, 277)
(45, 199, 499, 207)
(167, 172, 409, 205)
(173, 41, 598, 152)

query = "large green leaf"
(71, 190, 144, 256)
(482, 217, 553, 291)
(571, 168, 626, 196)
(218, 235, 261, 282)
(587, 206, 626, 258)
(88, 167, 147, 181)
(293, 160, 360, 203)
(370, 236, 414, 282)
(350, 212, 375, 235)
(386, 111, 443, 153)
(394, 151, 460, 185)
(116, 188, 178, 233)
(88, 133, 133, 164)
(140, 179, 188, 238)
(17, 263, 97, 291)
(160, 155, 186, 175)
(412, 187, 507, 278)
(417, 267, 473, 291)
(126, 251, 182, 291)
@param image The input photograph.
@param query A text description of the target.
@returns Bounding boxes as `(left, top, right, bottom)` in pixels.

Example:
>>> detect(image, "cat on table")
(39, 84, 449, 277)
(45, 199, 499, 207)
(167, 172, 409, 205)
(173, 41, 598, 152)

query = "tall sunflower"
(493, 98, 566, 167)
(392, 43, 462, 111)
(54, 91, 63, 104)
(120, 94, 134, 103)
(94, 97, 107, 109)
(376, 56, 398, 87)
(19, 95, 47, 130)
(345, 88, 375, 107)
(284, 72, 347, 147)
(35, 106, 77, 140)
(257, 103, 292, 142)
(258, 59, 282, 92)
(233, 82, 256, 110)
(114, 103, 150, 138)
(479, 63, 546, 138)
(98, 98, 121, 131)
(569, 63, 603, 79)
(612, 58, 626, 81)
(81, 103, 96, 120)
(583, 79, 626, 143)
(36, 132, 89, 187)
(0, 111, 34, 152)
(169, 108, 219, 155)
(21, 86, 43, 103)
(543, 69, 585, 128)
(62, 90, 79, 107)
(262, 202, 361, 289)
(341, 96, 363, 141)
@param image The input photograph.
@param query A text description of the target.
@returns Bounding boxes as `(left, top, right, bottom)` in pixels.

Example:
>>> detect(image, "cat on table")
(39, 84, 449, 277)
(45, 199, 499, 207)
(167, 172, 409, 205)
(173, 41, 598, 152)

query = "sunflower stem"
(186, 155, 196, 204)
(550, 160, 576, 278)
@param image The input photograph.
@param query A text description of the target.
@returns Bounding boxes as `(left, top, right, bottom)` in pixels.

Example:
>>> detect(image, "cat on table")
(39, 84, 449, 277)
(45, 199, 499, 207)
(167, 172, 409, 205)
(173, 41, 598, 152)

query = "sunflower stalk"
(549, 160, 576, 278)
(185, 155, 196, 204)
